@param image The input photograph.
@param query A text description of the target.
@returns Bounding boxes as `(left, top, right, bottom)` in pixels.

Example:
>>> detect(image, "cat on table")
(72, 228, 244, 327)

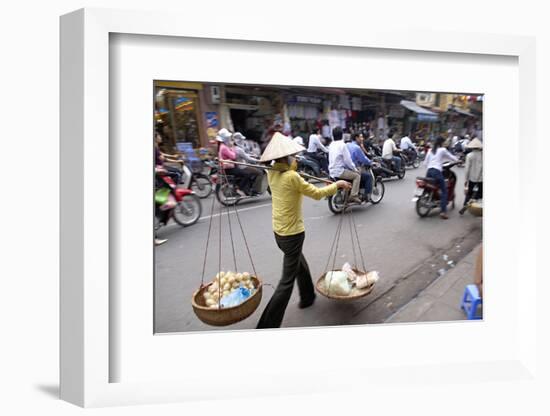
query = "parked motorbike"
(213, 166, 271, 206)
(327, 163, 385, 214)
(155, 167, 202, 228)
(413, 161, 459, 217)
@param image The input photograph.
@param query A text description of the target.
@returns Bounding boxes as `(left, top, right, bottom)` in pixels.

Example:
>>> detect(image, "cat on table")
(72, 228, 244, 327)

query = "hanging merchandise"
(315, 195, 380, 300)
(191, 169, 263, 326)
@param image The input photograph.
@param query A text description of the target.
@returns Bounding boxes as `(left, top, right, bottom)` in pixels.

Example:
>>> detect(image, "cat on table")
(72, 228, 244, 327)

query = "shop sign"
(291, 96, 322, 104)
(205, 112, 219, 128)
(417, 114, 439, 122)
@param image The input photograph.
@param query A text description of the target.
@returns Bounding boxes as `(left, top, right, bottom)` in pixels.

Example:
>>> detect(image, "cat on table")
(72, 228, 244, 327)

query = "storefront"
(154, 81, 207, 151)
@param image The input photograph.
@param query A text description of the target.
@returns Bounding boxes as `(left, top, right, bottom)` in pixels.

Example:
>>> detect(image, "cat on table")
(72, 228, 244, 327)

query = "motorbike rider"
(155, 124, 185, 184)
(328, 127, 361, 203)
(382, 133, 402, 173)
(232, 132, 263, 195)
(347, 133, 373, 200)
(217, 128, 249, 197)
(307, 127, 329, 175)
(400, 132, 417, 160)
(423, 136, 459, 220)
(255, 132, 351, 329)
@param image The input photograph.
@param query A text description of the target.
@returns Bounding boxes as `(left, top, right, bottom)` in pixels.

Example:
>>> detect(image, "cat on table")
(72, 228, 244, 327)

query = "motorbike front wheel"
(191, 174, 213, 198)
(370, 179, 385, 204)
(173, 194, 202, 226)
(415, 191, 433, 217)
(412, 157, 420, 169)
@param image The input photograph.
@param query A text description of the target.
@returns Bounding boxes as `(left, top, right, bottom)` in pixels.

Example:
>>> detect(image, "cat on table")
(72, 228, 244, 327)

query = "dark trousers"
(257, 232, 315, 329)
(427, 167, 448, 213)
(224, 167, 251, 193)
(463, 181, 483, 206)
(360, 171, 373, 194)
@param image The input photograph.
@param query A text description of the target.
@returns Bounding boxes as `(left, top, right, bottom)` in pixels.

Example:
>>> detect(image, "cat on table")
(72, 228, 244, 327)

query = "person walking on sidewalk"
(328, 127, 361, 203)
(423, 136, 459, 219)
(256, 132, 351, 329)
(459, 137, 483, 215)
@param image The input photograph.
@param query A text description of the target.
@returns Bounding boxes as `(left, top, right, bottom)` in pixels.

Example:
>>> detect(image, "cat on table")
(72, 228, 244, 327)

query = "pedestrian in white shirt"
(382, 135, 402, 172)
(459, 138, 483, 215)
(328, 127, 361, 202)
(306, 127, 329, 174)
(423, 136, 459, 219)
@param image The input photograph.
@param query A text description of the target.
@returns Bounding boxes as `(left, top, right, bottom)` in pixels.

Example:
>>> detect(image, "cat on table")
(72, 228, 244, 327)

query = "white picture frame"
(60, 7, 539, 408)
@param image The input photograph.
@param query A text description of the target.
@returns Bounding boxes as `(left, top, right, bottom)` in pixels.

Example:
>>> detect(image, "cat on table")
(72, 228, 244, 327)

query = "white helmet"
(232, 132, 246, 145)
(215, 128, 232, 144)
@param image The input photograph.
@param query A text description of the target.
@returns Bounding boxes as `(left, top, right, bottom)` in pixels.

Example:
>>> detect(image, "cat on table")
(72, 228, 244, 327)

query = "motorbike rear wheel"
(215, 183, 239, 206)
(191, 174, 213, 198)
(397, 167, 406, 179)
(328, 189, 347, 214)
(415, 191, 433, 217)
(173, 194, 202, 226)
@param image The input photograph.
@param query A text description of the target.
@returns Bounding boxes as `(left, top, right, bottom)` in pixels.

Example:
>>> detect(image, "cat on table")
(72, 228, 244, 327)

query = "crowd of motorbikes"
(155, 134, 464, 235)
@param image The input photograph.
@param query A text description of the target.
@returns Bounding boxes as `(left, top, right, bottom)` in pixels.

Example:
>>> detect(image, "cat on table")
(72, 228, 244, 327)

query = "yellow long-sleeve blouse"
(267, 162, 338, 236)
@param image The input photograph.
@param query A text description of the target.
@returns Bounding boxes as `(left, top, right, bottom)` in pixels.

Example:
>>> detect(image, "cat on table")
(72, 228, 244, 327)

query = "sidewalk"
(385, 243, 482, 323)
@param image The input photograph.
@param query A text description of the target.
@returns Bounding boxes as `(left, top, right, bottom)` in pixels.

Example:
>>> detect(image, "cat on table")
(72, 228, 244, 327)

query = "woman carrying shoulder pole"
(256, 132, 351, 329)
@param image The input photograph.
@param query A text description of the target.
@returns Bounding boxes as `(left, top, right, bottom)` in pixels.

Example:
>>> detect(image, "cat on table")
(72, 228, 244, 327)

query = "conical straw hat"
(260, 132, 305, 162)
(466, 138, 483, 149)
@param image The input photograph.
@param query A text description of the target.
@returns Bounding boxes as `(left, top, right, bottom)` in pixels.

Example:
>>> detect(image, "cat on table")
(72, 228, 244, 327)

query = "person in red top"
(216, 128, 249, 197)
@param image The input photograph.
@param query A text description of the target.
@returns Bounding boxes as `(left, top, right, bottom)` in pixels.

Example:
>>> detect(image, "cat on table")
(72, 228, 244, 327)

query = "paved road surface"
(155, 164, 482, 333)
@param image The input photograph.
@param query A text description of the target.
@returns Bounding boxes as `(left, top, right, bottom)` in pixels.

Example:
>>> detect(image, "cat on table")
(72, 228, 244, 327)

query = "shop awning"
(449, 106, 475, 117)
(400, 100, 439, 122)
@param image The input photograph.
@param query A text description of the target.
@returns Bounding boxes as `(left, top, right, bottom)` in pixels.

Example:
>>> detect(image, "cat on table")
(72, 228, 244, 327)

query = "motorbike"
(401, 148, 421, 169)
(327, 163, 385, 214)
(155, 167, 202, 228)
(370, 153, 406, 180)
(164, 158, 213, 199)
(296, 153, 323, 180)
(213, 165, 271, 206)
(413, 161, 459, 217)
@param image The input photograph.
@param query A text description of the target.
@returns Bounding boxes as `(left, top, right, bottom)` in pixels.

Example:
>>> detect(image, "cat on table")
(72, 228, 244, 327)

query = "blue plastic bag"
(220, 286, 253, 308)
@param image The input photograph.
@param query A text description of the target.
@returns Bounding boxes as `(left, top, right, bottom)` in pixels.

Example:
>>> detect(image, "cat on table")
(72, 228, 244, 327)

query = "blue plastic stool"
(460, 284, 482, 320)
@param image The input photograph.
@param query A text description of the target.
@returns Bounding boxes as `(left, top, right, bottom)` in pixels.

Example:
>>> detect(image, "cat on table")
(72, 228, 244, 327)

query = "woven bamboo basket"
(316, 269, 375, 300)
(468, 201, 483, 217)
(191, 276, 263, 326)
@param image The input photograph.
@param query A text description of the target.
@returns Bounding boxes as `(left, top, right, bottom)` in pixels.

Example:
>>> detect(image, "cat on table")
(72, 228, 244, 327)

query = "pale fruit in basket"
(236, 273, 243, 281)
(228, 275, 235, 284)
(209, 304, 218, 309)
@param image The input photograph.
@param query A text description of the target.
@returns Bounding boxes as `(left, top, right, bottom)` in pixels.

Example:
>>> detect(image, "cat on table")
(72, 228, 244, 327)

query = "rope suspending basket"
(316, 194, 378, 300)
(191, 163, 262, 326)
